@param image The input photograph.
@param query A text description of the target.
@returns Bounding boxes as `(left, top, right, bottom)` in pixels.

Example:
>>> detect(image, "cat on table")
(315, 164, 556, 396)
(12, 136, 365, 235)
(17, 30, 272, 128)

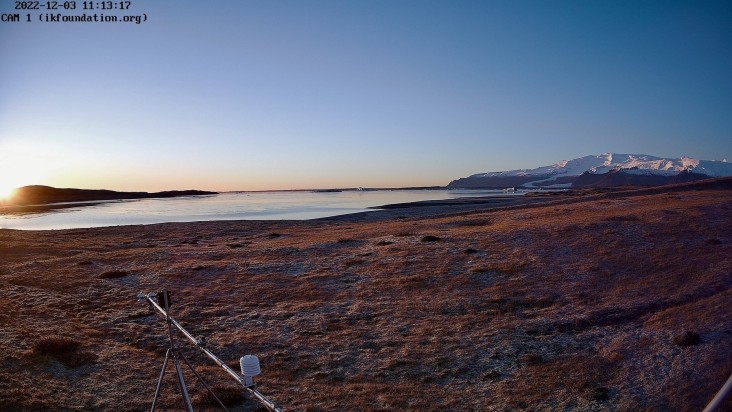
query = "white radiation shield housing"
(240, 355, 261, 387)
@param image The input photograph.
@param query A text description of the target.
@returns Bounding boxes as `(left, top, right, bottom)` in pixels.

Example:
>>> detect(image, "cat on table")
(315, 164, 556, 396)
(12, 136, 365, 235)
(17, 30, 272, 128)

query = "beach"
(0, 180, 730, 411)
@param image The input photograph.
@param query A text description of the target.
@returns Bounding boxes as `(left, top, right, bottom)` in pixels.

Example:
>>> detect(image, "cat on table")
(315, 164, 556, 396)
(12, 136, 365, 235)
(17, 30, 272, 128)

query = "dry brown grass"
(31, 335, 97, 368)
(0, 183, 730, 410)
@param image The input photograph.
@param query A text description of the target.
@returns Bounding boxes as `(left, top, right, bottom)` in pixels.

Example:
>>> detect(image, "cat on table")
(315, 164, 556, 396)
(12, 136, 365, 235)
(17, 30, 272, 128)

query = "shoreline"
(2, 178, 730, 231)
(0, 191, 536, 231)
(0, 193, 553, 231)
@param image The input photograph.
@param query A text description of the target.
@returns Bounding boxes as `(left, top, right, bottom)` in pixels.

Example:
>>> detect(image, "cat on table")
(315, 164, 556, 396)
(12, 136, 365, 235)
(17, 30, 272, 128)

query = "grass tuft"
(32, 335, 96, 368)
(196, 384, 246, 407)
(34, 336, 80, 355)
(521, 354, 546, 366)
(673, 331, 701, 347)
(98, 270, 129, 279)
(605, 215, 641, 222)
(481, 371, 501, 381)
(590, 386, 610, 401)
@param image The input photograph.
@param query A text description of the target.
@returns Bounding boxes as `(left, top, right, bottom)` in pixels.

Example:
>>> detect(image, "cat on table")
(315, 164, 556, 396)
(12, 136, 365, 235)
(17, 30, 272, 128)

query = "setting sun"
(0, 185, 16, 201)
(0, 140, 66, 202)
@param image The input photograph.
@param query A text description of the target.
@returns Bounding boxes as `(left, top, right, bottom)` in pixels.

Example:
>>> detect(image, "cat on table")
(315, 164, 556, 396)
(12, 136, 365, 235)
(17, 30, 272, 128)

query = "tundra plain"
(0, 180, 730, 411)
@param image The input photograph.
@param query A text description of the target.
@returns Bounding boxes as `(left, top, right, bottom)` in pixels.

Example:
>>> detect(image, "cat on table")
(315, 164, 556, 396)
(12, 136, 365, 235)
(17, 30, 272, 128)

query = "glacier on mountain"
(471, 153, 731, 179)
(450, 153, 732, 189)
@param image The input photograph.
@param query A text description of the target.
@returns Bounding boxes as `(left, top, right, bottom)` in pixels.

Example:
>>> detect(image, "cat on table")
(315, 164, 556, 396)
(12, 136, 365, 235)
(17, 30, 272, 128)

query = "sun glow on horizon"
(0, 185, 17, 202)
(0, 140, 75, 197)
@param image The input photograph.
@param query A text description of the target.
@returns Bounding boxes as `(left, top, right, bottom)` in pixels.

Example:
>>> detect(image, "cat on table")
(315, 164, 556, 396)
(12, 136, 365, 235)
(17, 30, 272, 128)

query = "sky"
(1, 0, 731, 192)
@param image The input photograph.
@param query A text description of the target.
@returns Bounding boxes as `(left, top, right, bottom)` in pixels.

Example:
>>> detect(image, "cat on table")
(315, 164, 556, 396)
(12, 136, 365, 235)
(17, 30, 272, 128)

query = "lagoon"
(0, 189, 523, 230)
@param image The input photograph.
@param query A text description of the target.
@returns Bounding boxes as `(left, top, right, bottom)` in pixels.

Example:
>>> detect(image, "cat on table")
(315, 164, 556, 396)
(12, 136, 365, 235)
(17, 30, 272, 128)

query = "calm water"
(0, 189, 523, 230)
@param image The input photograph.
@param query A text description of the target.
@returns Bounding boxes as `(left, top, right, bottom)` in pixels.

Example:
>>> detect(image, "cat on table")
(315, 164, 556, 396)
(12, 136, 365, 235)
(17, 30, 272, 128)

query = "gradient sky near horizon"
(1, 1, 731, 192)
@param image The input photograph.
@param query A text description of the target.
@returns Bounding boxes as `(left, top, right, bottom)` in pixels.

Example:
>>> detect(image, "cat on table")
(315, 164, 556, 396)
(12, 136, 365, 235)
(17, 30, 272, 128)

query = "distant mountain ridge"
(448, 153, 732, 189)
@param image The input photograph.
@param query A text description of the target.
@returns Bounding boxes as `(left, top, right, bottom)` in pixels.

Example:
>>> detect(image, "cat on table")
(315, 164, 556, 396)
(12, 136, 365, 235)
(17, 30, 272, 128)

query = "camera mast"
(138, 291, 282, 412)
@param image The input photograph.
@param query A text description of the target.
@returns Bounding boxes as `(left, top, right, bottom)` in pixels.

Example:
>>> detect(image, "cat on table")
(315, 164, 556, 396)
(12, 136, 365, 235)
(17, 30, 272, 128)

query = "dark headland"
(1, 185, 217, 213)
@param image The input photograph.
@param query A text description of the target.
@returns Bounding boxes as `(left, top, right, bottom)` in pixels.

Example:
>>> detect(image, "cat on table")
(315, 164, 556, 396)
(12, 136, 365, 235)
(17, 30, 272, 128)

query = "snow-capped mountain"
(448, 153, 732, 189)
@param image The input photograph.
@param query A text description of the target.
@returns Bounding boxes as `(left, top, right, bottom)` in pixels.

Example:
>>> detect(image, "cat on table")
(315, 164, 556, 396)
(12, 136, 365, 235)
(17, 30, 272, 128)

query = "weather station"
(138, 291, 282, 412)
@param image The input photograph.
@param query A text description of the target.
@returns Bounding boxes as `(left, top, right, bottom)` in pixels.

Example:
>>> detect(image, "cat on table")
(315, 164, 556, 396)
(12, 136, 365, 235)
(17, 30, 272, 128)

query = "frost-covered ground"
(0, 179, 730, 411)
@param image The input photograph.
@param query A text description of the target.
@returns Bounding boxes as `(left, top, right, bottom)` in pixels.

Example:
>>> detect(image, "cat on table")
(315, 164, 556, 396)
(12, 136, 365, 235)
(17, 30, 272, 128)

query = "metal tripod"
(150, 291, 229, 412)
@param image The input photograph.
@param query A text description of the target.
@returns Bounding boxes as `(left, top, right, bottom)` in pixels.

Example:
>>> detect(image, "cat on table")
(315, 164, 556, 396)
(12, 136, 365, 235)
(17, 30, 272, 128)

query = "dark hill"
(447, 174, 555, 189)
(8, 185, 217, 206)
(572, 169, 711, 188)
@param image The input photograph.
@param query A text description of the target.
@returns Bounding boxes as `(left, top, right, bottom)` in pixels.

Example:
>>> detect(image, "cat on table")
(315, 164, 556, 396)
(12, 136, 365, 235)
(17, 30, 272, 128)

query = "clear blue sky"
(1, 0, 730, 191)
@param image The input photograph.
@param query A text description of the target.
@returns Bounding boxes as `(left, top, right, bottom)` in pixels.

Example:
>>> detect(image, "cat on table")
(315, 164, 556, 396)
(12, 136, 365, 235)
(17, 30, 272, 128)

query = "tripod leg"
(174, 353, 195, 412)
(151, 348, 171, 412)
(179, 351, 231, 412)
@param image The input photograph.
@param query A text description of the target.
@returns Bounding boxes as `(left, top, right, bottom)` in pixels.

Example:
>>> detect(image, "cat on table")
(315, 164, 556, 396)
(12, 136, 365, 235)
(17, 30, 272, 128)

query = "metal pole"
(162, 292, 194, 412)
(703, 372, 732, 412)
(163, 292, 176, 354)
(151, 348, 171, 412)
(142, 293, 282, 412)
(174, 356, 195, 412)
